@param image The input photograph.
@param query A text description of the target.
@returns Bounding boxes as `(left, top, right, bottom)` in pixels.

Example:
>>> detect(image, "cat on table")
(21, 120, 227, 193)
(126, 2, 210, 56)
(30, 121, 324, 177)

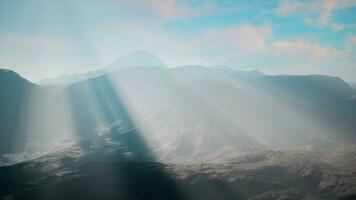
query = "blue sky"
(0, 0, 356, 82)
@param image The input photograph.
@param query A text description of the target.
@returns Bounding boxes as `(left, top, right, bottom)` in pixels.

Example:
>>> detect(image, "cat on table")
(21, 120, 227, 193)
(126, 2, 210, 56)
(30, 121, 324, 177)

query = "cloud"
(191, 25, 272, 64)
(104, 22, 352, 80)
(259, 35, 355, 81)
(347, 34, 356, 47)
(304, 11, 332, 27)
(116, 0, 240, 23)
(277, 0, 356, 31)
(91, 23, 273, 67)
(330, 23, 345, 32)
(346, 34, 356, 54)
(277, 0, 356, 15)
(272, 38, 345, 60)
(202, 25, 272, 53)
(118, 0, 184, 22)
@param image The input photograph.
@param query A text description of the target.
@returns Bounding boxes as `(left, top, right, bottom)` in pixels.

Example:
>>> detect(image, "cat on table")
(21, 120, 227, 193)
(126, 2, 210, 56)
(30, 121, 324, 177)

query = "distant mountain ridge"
(106, 49, 167, 70)
(38, 51, 266, 86)
(38, 50, 167, 86)
(212, 65, 265, 76)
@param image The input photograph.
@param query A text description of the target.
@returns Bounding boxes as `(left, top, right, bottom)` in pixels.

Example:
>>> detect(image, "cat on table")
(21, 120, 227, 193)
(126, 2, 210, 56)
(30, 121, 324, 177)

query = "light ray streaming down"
(1, 1, 356, 200)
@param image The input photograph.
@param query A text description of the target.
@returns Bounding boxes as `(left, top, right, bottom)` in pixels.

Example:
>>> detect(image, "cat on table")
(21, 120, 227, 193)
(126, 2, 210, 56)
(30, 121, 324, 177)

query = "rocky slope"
(0, 129, 356, 200)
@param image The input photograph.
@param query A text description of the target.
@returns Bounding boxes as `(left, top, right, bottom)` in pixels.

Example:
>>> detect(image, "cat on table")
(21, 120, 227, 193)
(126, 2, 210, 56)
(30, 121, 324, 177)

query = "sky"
(0, 0, 356, 82)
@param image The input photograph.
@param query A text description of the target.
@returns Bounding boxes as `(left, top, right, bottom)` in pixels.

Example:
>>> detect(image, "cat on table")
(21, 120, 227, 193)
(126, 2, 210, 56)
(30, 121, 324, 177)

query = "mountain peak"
(38, 50, 167, 86)
(106, 50, 167, 71)
(130, 49, 156, 56)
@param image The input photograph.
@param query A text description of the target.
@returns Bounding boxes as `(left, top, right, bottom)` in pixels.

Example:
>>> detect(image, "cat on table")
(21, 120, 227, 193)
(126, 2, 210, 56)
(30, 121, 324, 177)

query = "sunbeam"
(1, 1, 356, 199)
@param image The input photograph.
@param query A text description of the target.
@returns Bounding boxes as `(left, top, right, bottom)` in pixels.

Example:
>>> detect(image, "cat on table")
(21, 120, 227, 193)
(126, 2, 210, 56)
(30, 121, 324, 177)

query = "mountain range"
(1, 51, 356, 199)
(38, 50, 167, 86)
(1, 51, 356, 157)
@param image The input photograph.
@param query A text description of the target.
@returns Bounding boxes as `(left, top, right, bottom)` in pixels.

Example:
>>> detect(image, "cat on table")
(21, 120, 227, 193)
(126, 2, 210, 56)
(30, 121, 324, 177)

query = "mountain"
(252, 75, 356, 142)
(106, 49, 167, 70)
(2, 66, 356, 158)
(350, 82, 356, 90)
(0, 69, 35, 154)
(212, 65, 265, 76)
(38, 50, 167, 86)
(1, 65, 356, 199)
(0, 69, 72, 156)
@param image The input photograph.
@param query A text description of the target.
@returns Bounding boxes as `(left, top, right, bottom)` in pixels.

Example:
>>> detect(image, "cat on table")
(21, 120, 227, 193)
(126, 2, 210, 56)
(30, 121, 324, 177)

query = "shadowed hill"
(0, 69, 34, 154)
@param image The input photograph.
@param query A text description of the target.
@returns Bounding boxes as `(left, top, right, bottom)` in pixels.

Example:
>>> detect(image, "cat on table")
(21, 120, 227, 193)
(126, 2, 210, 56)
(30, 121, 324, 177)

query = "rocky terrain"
(0, 129, 355, 200)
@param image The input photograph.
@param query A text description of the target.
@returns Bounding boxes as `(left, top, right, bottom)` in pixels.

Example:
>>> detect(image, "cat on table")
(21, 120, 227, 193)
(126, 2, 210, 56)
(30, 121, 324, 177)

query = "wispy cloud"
(116, 0, 240, 23)
(347, 33, 356, 48)
(202, 25, 272, 53)
(277, 0, 356, 31)
(272, 38, 346, 60)
(277, 0, 356, 15)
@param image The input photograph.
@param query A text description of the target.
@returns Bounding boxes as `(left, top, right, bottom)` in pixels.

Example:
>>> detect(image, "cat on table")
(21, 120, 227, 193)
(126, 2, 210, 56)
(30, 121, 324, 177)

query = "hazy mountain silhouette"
(106, 49, 167, 70)
(38, 50, 167, 86)
(212, 65, 265, 76)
